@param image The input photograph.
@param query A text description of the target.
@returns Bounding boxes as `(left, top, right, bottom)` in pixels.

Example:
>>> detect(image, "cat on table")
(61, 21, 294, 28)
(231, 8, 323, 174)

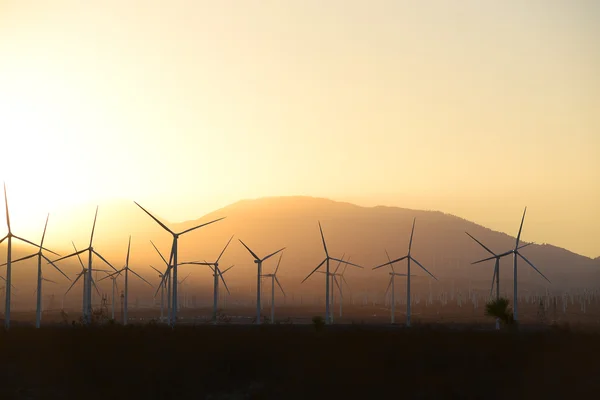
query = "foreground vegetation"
(0, 324, 599, 399)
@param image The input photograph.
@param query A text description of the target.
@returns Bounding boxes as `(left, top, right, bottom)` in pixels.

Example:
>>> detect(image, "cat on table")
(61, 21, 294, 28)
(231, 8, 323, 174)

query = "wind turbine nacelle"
(253, 260, 259, 264)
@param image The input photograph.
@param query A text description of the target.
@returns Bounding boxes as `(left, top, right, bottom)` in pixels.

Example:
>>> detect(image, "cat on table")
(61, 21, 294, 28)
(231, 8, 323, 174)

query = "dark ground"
(0, 323, 599, 399)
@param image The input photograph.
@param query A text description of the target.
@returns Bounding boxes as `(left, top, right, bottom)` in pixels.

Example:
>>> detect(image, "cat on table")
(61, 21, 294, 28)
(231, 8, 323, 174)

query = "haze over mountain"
(1, 196, 598, 310)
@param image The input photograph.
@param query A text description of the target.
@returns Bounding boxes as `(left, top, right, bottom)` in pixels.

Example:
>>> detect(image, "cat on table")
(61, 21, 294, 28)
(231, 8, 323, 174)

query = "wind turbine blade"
(216, 267, 231, 295)
(465, 232, 497, 256)
(518, 242, 533, 250)
(330, 258, 363, 269)
(134, 202, 174, 234)
(129, 268, 154, 287)
(342, 275, 350, 291)
(92, 250, 117, 272)
(91, 276, 101, 297)
(40, 213, 50, 248)
(98, 269, 124, 282)
(3, 183, 10, 232)
(51, 248, 87, 264)
(238, 239, 260, 260)
(318, 221, 329, 256)
(42, 254, 71, 281)
(333, 276, 342, 295)
(408, 218, 416, 253)
(385, 249, 395, 273)
(0, 252, 37, 266)
(515, 207, 527, 248)
(179, 261, 213, 266)
(262, 247, 285, 262)
(125, 236, 131, 267)
(216, 235, 234, 264)
(0, 235, 7, 245)
(65, 273, 83, 295)
(221, 265, 234, 275)
(301, 259, 326, 283)
(489, 266, 497, 298)
(43, 277, 58, 284)
(274, 252, 283, 275)
(72, 242, 86, 269)
(149, 265, 162, 275)
(410, 256, 438, 281)
(150, 240, 170, 268)
(179, 273, 191, 284)
(275, 276, 286, 296)
(385, 276, 392, 296)
(373, 256, 408, 270)
(472, 251, 512, 265)
(178, 216, 226, 235)
(517, 252, 551, 283)
(89, 206, 99, 247)
(333, 253, 345, 274)
(13, 235, 58, 256)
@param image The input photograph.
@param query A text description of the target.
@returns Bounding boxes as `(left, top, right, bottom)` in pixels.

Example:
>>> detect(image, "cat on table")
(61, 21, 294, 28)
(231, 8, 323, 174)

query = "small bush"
(312, 316, 325, 331)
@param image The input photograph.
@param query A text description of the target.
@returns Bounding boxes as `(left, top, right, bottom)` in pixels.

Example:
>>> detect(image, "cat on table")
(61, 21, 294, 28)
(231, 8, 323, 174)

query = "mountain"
(1, 196, 598, 310)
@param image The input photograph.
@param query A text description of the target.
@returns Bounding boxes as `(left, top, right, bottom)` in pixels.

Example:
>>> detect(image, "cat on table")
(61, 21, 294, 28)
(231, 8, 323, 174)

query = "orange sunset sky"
(0, 1, 598, 258)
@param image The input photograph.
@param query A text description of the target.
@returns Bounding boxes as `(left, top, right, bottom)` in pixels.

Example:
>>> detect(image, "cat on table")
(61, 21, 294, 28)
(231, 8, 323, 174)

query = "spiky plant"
(485, 297, 515, 326)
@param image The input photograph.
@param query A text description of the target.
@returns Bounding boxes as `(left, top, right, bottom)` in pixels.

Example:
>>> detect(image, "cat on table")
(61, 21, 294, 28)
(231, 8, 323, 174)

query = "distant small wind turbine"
(51, 207, 117, 324)
(373, 218, 437, 327)
(100, 236, 152, 325)
(261, 252, 285, 324)
(180, 235, 234, 323)
(104, 269, 122, 321)
(239, 239, 285, 325)
(374, 250, 414, 324)
(0, 214, 69, 328)
(150, 240, 173, 322)
(302, 222, 363, 325)
(0, 183, 58, 329)
(471, 208, 550, 323)
(64, 242, 106, 316)
(134, 201, 225, 325)
(149, 265, 166, 322)
(316, 255, 351, 321)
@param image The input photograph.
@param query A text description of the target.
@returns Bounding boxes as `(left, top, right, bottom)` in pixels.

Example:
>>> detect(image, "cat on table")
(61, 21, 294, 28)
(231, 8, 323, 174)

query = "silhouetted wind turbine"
(373, 218, 437, 327)
(239, 239, 285, 325)
(149, 265, 166, 322)
(180, 235, 234, 323)
(100, 236, 152, 325)
(0, 214, 69, 328)
(51, 207, 116, 324)
(373, 250, 414, 324)
(64, 242, 105, 317)
(134, 201, 225, 325)
(262, 252, 285, 324)
(150, 240, 173, 322)
(471, 208, 550, 323)
(0, 184, 59, 329)
(302, 222, 363, 325)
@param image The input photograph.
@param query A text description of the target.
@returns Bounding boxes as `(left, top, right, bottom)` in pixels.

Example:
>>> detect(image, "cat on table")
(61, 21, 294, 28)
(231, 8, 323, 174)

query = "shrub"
(312, 316, 325, 331)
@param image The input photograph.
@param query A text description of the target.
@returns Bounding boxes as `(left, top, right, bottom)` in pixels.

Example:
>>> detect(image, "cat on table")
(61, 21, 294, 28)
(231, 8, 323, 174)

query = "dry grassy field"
(1, 322, 599, 399)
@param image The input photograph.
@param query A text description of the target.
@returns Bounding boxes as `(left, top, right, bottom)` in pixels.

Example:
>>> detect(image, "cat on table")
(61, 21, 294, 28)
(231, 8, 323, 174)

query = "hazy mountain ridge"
(1, 196, 598, 310)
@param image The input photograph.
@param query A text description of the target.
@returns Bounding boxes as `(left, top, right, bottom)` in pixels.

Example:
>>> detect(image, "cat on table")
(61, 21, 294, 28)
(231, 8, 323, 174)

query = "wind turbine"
(134, 201, 225, 325)
(239, 239, 285, 325)
(180, 235, 234, 323)
(373, 218, 437, 327)
(64, 242, 105, 318)
(373, 250, 414, 324)
(149, 265, 166, 322)
(301, 221, 364, 325)
(472, 208, 550, 323)
(176, 273, 191, 310)
(466, 232, 533, 301)
(0, 214, 70, 328)
(100, 236, 152, 325)
(261, 252, 285, 324)
(316, 255, 350, 321)
(51, 207, 116, 324)
(150, 240, 173, 323)
(103, 269, 122, 321)
(0, 183, 58, 329)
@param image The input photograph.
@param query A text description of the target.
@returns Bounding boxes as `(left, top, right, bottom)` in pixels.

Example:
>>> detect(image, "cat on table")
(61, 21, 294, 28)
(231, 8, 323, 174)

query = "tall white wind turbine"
(51, 207, 116, 324)
(64, 242, 105, 319)
(180, 235, 234, 323)
(301, 222, 363, 325)
(100, 236, 152, 325)
(373, 250, 414, 324)
(150, 240, 173, 322)
(0, 184, 58, 329)
(471, 208, 550, 323)
(261, 252, 285, 324)
(0, 214, 70, 328)
(373, 218, 437, 327)
(239, 240, 285, 325)
(134, 201, 225, 325)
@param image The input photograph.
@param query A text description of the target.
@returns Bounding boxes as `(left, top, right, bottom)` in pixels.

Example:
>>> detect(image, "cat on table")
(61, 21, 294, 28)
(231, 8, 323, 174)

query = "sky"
(0, 0, 599, 258)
